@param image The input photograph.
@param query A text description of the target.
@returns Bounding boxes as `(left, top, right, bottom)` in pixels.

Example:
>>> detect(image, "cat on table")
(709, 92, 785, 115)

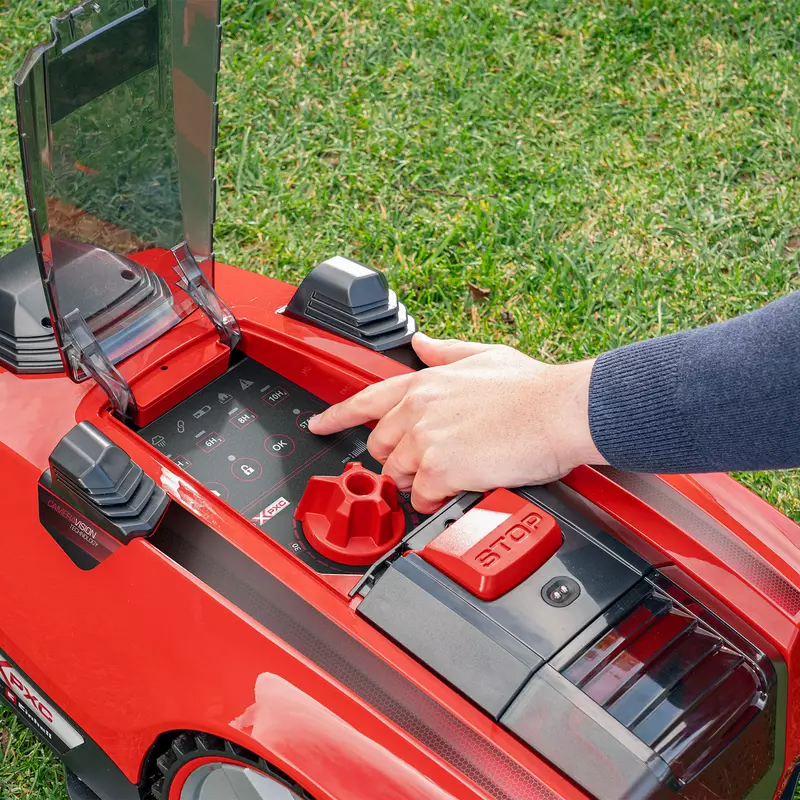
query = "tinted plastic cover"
(14, 0, 220, 381)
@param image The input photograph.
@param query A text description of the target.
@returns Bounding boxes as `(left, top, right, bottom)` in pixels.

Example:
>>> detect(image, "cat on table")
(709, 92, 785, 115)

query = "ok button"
(264, 433, 296, 459)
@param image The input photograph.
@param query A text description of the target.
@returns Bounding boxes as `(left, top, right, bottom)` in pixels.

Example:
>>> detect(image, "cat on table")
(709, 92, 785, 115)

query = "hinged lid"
(13, 0, 237, 394)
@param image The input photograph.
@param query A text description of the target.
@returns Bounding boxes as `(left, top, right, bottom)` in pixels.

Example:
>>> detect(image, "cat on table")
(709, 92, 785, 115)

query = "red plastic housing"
(421, 489, 563, 600)
(295, 462, 406, 566)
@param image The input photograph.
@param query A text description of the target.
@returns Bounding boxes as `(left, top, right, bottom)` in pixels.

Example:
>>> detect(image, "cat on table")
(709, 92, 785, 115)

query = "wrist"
(552, 359, 608, 470)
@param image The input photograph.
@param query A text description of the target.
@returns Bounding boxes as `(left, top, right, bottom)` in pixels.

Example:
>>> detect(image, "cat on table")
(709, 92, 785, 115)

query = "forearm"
(588, 290, 800, 473)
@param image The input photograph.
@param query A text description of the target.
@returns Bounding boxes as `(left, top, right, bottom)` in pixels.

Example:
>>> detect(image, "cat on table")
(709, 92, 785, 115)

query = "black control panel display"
(139, 358, 423, 573)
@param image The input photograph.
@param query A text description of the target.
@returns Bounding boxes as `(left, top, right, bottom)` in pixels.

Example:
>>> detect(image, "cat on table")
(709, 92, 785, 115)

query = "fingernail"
(307, 414, 320, 432)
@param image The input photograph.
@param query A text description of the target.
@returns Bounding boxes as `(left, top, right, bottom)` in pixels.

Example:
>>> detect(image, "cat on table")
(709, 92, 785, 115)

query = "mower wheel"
(145, 732, 311, 800)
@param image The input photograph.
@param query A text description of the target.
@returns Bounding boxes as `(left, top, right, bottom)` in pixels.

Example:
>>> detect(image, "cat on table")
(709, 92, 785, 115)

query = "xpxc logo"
(0, 650, 84, 749)
(0, 661, 54, 722)
(475, 512, 542, 567)
(252, 497, 290, 526)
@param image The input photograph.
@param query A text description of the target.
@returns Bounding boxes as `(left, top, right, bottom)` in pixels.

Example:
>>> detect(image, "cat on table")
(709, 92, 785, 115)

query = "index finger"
(308, 374, 413, 435)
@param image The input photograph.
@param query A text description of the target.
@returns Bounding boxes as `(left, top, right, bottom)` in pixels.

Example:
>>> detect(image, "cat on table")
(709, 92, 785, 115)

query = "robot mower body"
(1, 3, 799, 799)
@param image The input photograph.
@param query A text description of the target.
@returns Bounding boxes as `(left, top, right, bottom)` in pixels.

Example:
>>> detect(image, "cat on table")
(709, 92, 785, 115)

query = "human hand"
(308, 334, 606, 513)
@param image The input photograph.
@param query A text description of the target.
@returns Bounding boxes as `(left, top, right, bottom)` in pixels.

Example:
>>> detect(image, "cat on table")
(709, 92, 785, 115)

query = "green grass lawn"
(1, 0, 799, 797)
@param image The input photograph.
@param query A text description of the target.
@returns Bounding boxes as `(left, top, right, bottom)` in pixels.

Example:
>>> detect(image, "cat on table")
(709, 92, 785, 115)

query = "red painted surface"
(420, 489, 563, 601)
(0, 258, 798, 798)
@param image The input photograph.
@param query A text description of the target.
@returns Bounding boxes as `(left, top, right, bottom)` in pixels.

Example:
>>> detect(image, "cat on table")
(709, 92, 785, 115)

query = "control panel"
(139, 358, 424, 573)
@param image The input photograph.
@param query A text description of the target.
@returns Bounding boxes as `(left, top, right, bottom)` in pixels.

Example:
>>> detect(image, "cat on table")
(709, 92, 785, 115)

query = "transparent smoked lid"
(14, 0, 221, 383)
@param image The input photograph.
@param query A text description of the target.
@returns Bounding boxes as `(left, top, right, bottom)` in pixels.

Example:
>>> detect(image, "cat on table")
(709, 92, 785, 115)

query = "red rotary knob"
(295, 462, 406, 566)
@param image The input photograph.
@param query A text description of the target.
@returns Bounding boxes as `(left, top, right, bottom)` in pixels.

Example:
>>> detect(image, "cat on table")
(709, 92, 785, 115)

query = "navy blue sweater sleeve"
(588, 290, 800, 473)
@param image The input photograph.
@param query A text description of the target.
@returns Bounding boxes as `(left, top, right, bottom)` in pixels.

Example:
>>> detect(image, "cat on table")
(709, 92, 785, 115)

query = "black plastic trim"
(40, 422, 169, 569)
(358, 553, 541, 718)
(67, 770, 103, 800)
(780, 764, 800, 800)
(520, 484, 652, 576)
(0, 242, 62, 374)
(381, 342, 426, 371)
(501, 665, 675, 800)
(378, 488, 645, 662)
(285, 256, 419, 364)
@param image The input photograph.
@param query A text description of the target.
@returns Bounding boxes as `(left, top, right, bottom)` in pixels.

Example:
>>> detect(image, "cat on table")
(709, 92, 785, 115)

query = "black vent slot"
(285, 256, 416, 352)
(48, 422, 168, 541)
(557, 580, 772, 786)
(0, 243, 62, 374)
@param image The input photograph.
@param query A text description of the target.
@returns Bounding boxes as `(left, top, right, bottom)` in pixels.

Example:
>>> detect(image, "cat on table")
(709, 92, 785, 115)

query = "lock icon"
(231, 458, 261, 482)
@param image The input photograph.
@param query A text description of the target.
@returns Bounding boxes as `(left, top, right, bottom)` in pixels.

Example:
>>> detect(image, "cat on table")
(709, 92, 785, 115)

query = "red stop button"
(420, 489, 562, 601)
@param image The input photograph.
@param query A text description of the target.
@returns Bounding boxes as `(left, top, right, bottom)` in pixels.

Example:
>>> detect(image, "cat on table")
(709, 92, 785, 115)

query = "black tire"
(144, 732, 313, 800)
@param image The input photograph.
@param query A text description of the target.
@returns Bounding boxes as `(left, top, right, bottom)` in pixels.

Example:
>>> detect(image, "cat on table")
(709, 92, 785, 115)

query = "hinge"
(173, 245, 241, 352)
(61, 248, 239, 425)
(62, 310, 138, 423)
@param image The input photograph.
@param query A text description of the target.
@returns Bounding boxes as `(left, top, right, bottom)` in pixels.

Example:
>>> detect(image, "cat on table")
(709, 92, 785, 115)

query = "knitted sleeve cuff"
(588, 331, 712, 473)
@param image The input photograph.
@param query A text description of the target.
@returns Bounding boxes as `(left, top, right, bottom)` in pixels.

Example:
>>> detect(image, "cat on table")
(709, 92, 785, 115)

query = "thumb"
(412, 333, 495, 367)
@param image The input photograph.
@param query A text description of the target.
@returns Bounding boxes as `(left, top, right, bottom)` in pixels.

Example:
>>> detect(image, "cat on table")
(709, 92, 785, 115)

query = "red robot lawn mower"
(1, 3, 800, 800)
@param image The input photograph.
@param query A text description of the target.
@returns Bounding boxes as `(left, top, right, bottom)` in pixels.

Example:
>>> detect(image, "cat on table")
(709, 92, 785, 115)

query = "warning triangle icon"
(239, 379, 254, 390)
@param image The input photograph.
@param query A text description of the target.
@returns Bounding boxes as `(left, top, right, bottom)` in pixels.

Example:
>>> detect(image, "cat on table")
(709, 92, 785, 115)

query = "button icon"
(262, 387, 289, 406)
(239, 379, 254, 390)
(218, 392, 233, 404)
(173, 455, 192, 469)
(230, 408, 258, 430)
(197, 432, 225, 453)
(151, 435, 167, 449)
(295, 411, 316, 432)
(193, 405, 212, 420)
(264, 434, 296, 458)
(204, 482, 230, 501)
(231, 458, 263, 482)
